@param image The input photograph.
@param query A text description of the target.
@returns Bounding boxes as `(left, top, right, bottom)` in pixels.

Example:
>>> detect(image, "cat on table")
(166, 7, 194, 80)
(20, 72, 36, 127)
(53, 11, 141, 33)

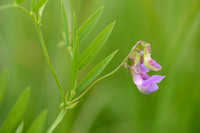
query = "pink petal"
(149, 59, 162, 70)
(145, 84, 159, 94)
(141, 63, 150, 73)
(141, 75, 165, 87)
(133, 75, 144, 86)
(140, 71, 150, 80)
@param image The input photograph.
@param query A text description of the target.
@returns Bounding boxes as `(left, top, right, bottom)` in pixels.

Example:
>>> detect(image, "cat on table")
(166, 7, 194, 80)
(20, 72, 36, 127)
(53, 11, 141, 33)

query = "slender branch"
(0, 4, 36, 23)
(0, 4, 13, 11)
(0, 3, 66, 107)
(69, 41, 144, 103)
(47, 108, 67, 133)
(35, 23, 66, 107)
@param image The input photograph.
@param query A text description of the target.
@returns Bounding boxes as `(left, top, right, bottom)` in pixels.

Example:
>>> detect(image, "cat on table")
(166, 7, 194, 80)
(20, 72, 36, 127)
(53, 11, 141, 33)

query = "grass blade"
(76, 50, 118, 92)
(33, 0, 48, 12)
(0, 69, 8, 106)
(15, 121, 24, 133)
(71, 13, 78, 90)
(78, 6, 104, 42)
(27, 109, 47, 133)
(0, 87, 31, 133)
(61, 1, 70, 47)
(79, 21, 115, 69)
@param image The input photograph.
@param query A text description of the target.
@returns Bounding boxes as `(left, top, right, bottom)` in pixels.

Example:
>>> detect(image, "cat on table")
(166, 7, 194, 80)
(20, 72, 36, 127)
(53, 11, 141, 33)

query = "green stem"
(69, 41, 144, 104)
(0, 3, 66, 107)
(0, 4, 36, 23)
(47, 108, 67, 133)
(35, 23, 66, 107)
(0, 3, 68, 131)
(0, 4, 13, 11)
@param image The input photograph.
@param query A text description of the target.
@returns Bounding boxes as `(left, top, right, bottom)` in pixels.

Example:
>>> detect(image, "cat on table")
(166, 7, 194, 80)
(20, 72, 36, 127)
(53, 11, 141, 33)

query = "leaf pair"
(62, 5, 104, 47)
(79, 21, 115, 70)
(76, 50, 118, 93)
(75, 11, 116, 93)
(61, 4, 117, 94)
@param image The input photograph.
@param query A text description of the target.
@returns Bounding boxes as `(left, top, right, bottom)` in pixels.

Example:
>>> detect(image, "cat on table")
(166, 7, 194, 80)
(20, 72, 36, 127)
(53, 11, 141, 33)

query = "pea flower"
(125, 42, 165, 94)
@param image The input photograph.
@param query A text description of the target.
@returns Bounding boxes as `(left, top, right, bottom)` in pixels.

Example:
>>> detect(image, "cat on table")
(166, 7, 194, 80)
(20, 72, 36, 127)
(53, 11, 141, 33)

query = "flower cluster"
(125, 42, 165, 94)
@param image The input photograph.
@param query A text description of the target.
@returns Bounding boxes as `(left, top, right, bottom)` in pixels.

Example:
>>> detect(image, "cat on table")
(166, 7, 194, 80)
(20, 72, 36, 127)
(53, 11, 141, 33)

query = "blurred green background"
(0, 0, 200, 132)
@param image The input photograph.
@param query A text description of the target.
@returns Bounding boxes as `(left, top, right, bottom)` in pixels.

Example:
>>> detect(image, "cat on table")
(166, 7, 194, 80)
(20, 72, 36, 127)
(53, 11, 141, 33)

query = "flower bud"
(134, 52, 143, 67)
(143, 43, 162, 71)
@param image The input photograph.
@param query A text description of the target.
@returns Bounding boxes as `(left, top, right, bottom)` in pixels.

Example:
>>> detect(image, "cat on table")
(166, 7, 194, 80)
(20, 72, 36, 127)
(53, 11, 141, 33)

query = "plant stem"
(0, 5, 13, 11)
(69, 41, 144, 104)
(0, 4, 36, 23)
(0, 3, 66, 107)
(47, 108, 67, 133)
(35, 23, 66, 107)
(0, 3, 68, 131)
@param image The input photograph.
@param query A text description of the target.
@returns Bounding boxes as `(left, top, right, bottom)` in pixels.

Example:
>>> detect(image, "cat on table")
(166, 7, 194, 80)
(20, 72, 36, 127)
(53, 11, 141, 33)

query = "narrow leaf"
(33, 0, 48, 12)
(16, 0, 25, 4)
(61, 1, 70, 47)
(0, 87, 31, 133)
(76, 50, 118, 92)
(38, 2, 47, 18)
(78, 6, 104, 42)
(79, 21, 115, 69)
(27, 109, 47, 133)
(71, 13, 78, 90)
(71, 37, 79, 90)
(31, 0, 36, 11)
(0, 69, 8, 106)
(72, 12, 77, 48)
(15, 121, 24, 133)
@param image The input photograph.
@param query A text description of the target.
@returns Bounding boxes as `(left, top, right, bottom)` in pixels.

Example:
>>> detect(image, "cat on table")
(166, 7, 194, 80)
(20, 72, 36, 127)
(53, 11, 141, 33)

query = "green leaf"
(78, 6, 104, 42)
(0, 87, 31, 133)
(76, 50, 118, 92)
(79, 21, 115, 69)
(71, 37, 79, 90)
(72, 12, 77, 48)
(38, 2, 47, 18)
(0, 69, 8, 106)
(16, 0, 25, 4)
(27, 109, 47, 133)
(71, 13, 78, 90)
(61, 1, 70, 47)
(15, 121, 24, 133)
(31, 0, 36, 11)
(33, 0, 48, 12)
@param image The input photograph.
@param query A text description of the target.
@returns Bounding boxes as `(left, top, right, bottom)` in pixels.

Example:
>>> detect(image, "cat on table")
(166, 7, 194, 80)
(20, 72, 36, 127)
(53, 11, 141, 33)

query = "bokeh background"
(0, 0, 200, 132)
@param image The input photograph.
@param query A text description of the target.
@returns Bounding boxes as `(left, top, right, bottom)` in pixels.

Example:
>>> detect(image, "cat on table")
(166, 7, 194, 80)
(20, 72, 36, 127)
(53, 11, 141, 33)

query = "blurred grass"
(0, 0, 200, 132)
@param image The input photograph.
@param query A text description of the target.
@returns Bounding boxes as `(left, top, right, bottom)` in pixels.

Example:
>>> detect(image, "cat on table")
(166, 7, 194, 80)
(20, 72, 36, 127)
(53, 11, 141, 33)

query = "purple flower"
(132, 63, 165, 94)
(126, 42, 165, 94)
